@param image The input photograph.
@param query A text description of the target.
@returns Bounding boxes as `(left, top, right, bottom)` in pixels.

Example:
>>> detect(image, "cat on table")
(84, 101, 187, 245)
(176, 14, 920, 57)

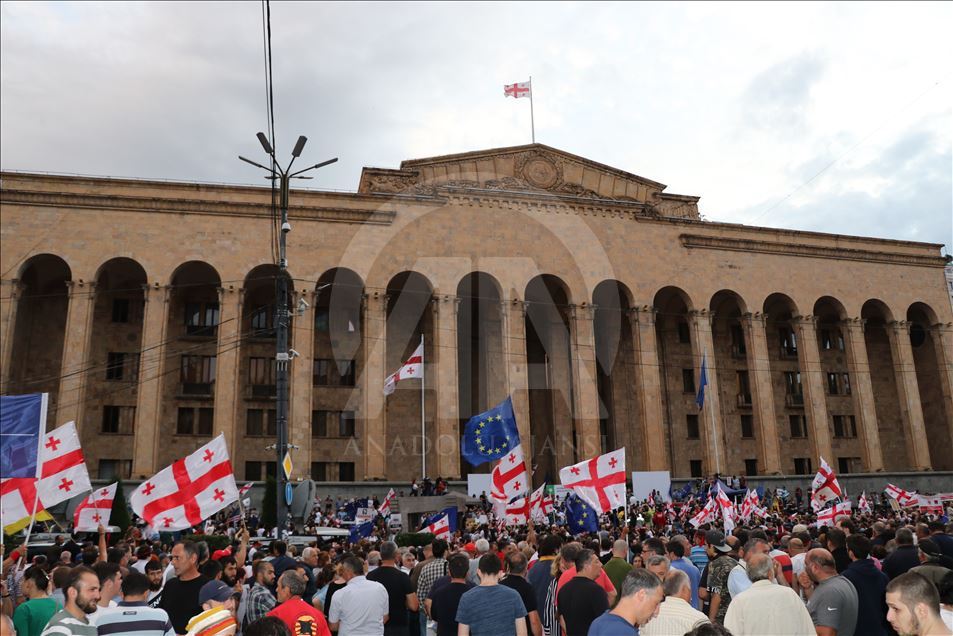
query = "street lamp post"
(240, 134, 337, 538)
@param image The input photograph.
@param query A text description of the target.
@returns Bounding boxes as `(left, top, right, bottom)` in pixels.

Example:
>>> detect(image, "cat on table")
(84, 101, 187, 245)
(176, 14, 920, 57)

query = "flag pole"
(420, 333, 426, 480)
(19, 393, 49, 570)
(704, 352, 721, 475)
(529, 76, 536, 143)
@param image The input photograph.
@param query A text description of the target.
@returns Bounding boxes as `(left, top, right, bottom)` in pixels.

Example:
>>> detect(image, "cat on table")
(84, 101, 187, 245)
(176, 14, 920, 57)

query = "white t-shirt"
(87, 600, 118, 625)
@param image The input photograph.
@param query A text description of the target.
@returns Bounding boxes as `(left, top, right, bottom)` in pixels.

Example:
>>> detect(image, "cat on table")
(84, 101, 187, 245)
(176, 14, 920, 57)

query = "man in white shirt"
(725, 554, 814, 636)
(88, 562, 121, 624)
(328, 555, 389, 635)
(641, 570, 709, 636)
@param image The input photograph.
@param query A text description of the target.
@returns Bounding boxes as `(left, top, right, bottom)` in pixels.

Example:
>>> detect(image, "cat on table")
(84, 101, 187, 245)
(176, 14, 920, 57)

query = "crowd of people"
(2, 483, 952, 636)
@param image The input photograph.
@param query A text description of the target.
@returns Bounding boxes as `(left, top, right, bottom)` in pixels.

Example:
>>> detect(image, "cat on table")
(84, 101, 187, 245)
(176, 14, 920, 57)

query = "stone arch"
(861, 299, 895, 324)
(6, 254, 73, 417)
(592, 280, 636, 461)
(861, 299, 908, 470)
(906, 302, 952, 469)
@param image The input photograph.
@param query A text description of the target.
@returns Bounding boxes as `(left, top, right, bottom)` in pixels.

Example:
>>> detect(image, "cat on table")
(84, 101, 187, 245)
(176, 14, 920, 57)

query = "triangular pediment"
(358, 144, 700, 219)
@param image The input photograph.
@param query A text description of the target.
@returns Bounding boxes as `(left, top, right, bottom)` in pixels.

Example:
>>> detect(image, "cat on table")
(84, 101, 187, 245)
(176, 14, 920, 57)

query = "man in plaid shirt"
(416, 539, 449, 633)
(244, 560, 276, 625)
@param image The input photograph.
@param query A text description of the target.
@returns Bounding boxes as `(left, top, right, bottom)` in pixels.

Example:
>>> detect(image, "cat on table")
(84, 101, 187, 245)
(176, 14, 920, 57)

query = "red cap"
(211, 548, 232, 561)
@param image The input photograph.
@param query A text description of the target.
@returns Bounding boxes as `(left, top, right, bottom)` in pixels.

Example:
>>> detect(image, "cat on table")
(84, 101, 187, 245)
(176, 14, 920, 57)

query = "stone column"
(793, 315, 834, 463)
(930, 322, 953, 454)
(629, 306, 668, 471)
(289, 290, 315, 468)
(570, 303, 601, 458)
(841, 317, 884, 472)
(741, 312, 782, 474)
(0, 279, 23, 389)
(887, 320, 932, 469)
(501, 297, 532, 477)
(689, 309, 726, 474)
(132, 284, 170, 477)
(432, 293, 461, 479)
(362, 291, 388, 479)
(213, 285, 243, 455)
(55, 280, 97, 429)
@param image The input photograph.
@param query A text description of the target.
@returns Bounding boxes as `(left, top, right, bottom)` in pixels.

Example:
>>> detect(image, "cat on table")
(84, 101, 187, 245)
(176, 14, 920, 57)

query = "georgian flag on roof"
(131, 434, 238, 531)
(74, 483, 117, 531)
(504, 81, 531, 99)
(559, 448, 626, 514)
(383, 342, 423, 395)
(810, 457, 843, 512)
(37, 421, 92, 509)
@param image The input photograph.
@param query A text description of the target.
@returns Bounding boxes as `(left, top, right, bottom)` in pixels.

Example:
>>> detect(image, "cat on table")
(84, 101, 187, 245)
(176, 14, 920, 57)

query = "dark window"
(741, 414, 754, 439)
(338, 462, 355, 482)
(313, 359, 329, 386)
(250, 305, 275, 337)
(779, 327, 798, 357)
(106, 352, 125, 380)
(794, 457, 813, 475)
(744, 459, 758, 476)
(249, 357, 277, 396)
(112, 298, 130, 323)
(737, 371, 751, 406)
(731, 324, 746, 356)
(181, 355, 216, 394)
(338, 360, 356, 387)
(265, 461, 277, 479)
(789, 414, 807, 438)
(315, 307, 330, 332)
(689, 460, 703, 478)
(244, 461, 262, 481)
(339, 411, 356, 437)
(185, 302, 219, 336)
(686, 414, 700, 440)
(841, 373, 851, 395)
(312, 410, 328, 437)
(820, 329, 833, 350)
(311, 462, 328, 481)
(177, 407, 194, 435)
(98, 459, 131, 480)
(197, 408, 213, 435)
(246, 409, 263, 436)
(833, 415, 857, 438)
(784, 372, 803, 404)
(677, 321, 691, 344)
(909, 323, 927, 347)
(827, 372, 839, 394)
(838, 457, 851, 474)
(102, 406, 121, 433)
(682, 369, 695, 393)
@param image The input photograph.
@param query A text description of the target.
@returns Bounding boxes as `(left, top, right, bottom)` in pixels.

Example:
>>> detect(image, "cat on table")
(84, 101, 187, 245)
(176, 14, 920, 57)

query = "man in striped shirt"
(95, 571, 174, 636)
(41, 567, 100, 636)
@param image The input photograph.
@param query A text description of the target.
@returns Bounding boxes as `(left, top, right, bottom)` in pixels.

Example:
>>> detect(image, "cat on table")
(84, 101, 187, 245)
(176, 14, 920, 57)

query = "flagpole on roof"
(529, 76, 535, 143)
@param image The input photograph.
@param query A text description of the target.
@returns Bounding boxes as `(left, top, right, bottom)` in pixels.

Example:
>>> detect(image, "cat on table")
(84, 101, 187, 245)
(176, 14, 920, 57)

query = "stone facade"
(2, 143, 952, 485)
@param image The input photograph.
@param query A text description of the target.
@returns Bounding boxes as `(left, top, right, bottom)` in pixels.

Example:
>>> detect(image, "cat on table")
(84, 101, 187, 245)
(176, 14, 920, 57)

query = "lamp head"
(256, 132, 274, 155)
(292, 136, 308, 158)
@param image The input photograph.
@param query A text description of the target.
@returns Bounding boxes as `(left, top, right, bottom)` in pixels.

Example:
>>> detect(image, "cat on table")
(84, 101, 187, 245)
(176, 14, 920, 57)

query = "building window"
(185, 302, 219, 336)
(686, 414, 700, 440)
(833, 415, 857, 438)
(338, 462, 355, 481)
(740, 414, 754, 439)
(338, 360, 356, 387)
(311, 462, 328, 481)
(731, 324, 746, 357)
(793, 457, 813, 475)
(112, 299, 130, 323)
(249, 357, 277, 397)
(176, 407, 213, 435)
(313, 359, 329, 386)
(841, 373, 851, 395)
(245, 461, 261, 481)
(265, 461, 277, 479)
(744, 459, 758, 476)
(313, 359, 357, 387)
(827, 372, 839, 395)
(105, 352, 138, 381)
(682, 369, 695, 393)
(98, 459, 132, 480)
(677, 322, 691, 344)
(102, 405, 135, 434)
(689, 460, 703, 478)
(315, 307, 330, 332)
(736, 371, 751, 406)
(176, 408, 194, 435)
(338, 411, 356, 437)
(779, 327, 798, 357)
(837, 457, 860, 474)
(250, 305, 276, 338)
(312, 410, 328, 437)
(789, 414, 807, 438)
(246, 409, 277, 437)
(181, 355, 216, 394)
(784, 372, 803, 406)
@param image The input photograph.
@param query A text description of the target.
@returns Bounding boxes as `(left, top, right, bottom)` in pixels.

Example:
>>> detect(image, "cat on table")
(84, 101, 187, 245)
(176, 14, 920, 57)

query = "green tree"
(111, 479, 132, 533)
(262, 475, 276, 530)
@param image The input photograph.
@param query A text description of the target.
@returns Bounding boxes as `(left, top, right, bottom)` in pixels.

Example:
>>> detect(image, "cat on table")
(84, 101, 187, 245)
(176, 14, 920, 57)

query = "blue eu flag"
(460, 396, 521, 467)
(349, 519, 375, 542)
(0, 394, 45, 479)
(566, 494, 599, 535)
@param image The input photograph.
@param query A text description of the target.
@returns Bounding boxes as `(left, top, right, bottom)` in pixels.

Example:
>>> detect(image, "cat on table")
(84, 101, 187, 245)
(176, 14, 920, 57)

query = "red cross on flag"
(36, 421, 92, 508)
(378, 488, 397, 518)
(559, 448, 626, 514)
(504, 81, 531, 99)
(918, 494, 943, 514)
(504, 492, 532, 526)
(715, 485, 736, 533)
(529, 483, 553, 521)
(885, 483, 917, 507)
(815, 501, 851, 527)
(490, 444, 529, 508)
(74, 482, 117, 531)
(857, 491, 871, 514)
(810, 457, 842, 512)
(130, 434, 238, 531)
(383, 342, 423, 395)
(689, 496, 718, 528)
(424, 513, 451, 540)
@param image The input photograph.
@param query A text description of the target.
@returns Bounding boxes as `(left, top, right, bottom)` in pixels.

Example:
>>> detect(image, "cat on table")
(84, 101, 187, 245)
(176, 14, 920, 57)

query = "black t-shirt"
(367, 566, 414, 626)
(556, 576, 608, 636)
(500, 575, 536, 634)
(429, 582, 472, 636)
(159, 574, 210, 634)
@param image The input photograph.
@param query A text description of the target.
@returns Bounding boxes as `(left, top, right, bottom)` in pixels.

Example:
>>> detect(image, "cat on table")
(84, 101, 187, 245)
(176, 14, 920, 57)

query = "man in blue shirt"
(456, 553, 527, 636)
(588, 569, 663, 636)
(667, 539, 701, 610)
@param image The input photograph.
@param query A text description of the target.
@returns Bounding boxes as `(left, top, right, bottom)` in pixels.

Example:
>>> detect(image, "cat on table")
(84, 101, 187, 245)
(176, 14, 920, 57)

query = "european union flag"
(695, 354, 709, 409)
(349, 519, 375, 543)
(0, 394, 46, 479)
(460, 396, 520, 466)
(566, 494, 599, 535)
(420, 506, 457, 533)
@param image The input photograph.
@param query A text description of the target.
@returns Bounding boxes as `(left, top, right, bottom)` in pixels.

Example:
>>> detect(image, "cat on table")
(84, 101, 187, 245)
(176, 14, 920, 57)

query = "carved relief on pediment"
(552, 183, 602, 199)
(484, 176, 532, 190)
(515, 152, 563, 190)
(364, 173, 418, 194)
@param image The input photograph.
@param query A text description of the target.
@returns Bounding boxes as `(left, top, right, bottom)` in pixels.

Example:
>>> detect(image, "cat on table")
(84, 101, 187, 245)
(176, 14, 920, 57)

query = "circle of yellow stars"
(475, 414, 511, 455)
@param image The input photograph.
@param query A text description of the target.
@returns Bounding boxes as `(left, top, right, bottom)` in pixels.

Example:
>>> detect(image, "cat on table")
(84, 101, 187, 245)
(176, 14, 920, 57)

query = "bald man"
(799, 548, 858, 636)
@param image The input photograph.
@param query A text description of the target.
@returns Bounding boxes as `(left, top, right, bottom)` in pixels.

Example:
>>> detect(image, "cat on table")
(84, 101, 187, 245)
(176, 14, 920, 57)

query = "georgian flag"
(885, 483, 917, 507)
(504, 81, 531, 99)
(491, 444, 529, 503)
(816, 501, 851, 527)
(689, 496, 718, 528)
(715, 485, 736, 533)
(383, 342, 423, 395)
(378, 488, 396, 518)
(738, 489, 765, 521)
(424, 513, 451, 540)
(74, 482, 117, 531)
(36, 421, 92, 508)
(810, 457, 843, 511)
(559, 448, 626, 514)
(857, 491, 872, 514)
(131, 434, 239, 531)
(918, 494, 943, 514)
(504, 494, 532, 526)
(529, 483, 553, 521)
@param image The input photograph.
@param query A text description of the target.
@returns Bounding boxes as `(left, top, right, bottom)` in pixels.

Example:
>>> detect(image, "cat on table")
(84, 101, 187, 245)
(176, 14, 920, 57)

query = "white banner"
(631, 471, 672, 502)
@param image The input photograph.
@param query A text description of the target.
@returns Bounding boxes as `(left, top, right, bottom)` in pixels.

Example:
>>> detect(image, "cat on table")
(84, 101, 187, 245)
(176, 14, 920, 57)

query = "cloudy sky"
(2, 1, 950, 250)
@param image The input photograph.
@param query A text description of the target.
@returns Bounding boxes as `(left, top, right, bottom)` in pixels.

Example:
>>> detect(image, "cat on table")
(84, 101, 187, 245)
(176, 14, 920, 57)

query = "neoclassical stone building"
(2, 144, 951, 485)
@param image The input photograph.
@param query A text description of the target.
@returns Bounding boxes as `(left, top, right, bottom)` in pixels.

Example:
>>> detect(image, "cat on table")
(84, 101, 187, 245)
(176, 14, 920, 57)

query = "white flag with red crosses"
(559, 448, 626, 514)
(74, 482, 117, 531)
(130, 434, 238, 531)
(36, 421, 92, 508)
